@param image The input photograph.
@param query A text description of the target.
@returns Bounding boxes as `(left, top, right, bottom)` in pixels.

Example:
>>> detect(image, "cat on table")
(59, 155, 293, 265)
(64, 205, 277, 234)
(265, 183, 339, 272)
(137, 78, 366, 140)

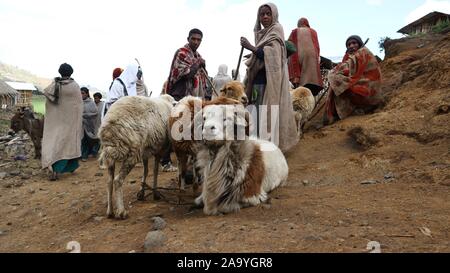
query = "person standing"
(41, 63, 83, 181)
(287, 17, 323, 93)
(166, 28, 208, 101)
(162, 28, 208, 172)
(212, 64, 232, 99)
(105, 63, 143, 114)
(241, 3, 298, 153)
(80, 87, 98, 161)
(92, 92, 104, 157)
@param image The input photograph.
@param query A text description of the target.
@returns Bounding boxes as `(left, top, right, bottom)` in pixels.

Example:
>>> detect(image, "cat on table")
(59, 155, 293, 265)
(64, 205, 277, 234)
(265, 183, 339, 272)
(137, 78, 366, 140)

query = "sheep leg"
(152, 155, 162, 201)
(137, 157, 149, 201)
(113, 161, 134, 219)
(106, 164, 115, 218)
(177, 153, 188, 191)
(192, 157, 201, 196)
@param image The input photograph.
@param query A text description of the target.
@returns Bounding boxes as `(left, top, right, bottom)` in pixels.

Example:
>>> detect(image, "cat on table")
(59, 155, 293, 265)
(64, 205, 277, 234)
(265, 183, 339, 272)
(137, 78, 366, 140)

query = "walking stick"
(234, 46, 244, 81)
(200, 67, 218, 98)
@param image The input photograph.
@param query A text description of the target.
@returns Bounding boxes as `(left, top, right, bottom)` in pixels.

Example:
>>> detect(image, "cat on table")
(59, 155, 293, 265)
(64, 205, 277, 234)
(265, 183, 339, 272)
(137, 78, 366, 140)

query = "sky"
(0, 0, 449, 96)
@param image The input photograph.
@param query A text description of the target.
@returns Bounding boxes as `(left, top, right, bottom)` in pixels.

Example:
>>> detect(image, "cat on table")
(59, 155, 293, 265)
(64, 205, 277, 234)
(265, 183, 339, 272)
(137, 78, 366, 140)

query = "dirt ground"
(0, 33, 449, 253)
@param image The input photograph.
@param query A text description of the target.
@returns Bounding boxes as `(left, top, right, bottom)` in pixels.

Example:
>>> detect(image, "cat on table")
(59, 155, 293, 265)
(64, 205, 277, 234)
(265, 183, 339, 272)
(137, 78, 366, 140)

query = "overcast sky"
(0, 0, 449, 95)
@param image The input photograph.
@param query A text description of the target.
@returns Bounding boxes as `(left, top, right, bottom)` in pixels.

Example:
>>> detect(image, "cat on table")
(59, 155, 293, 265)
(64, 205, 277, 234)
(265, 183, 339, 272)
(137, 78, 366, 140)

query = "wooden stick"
(200, 68, 218, 98)
(234, 46, 244, 81)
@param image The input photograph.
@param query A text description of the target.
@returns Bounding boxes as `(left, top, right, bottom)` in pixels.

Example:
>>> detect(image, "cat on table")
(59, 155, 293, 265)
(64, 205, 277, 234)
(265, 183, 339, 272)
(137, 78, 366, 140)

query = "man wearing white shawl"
(241, 2, 298, 153)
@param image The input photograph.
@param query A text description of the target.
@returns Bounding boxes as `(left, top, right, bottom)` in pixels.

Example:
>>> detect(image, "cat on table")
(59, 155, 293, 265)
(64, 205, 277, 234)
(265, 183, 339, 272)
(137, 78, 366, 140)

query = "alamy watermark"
(170, 100, 280, 149)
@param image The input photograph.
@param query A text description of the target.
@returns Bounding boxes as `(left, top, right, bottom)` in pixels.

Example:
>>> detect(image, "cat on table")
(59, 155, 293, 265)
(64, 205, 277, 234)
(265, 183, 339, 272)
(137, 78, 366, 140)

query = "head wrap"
(346, 35, 364, 48)
(112, 67, 123, 79)
(297, 17, 310, 28)
(58, 63, 73, 77)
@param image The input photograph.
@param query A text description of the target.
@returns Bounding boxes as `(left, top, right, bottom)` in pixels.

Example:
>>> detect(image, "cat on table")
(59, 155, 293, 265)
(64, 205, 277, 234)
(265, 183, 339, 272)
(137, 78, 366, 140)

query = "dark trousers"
(81, 132, 99, 159)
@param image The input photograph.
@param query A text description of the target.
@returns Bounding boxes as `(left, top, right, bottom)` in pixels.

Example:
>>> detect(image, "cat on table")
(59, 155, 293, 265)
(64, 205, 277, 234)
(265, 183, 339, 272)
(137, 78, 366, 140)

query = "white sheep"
(193, 104, 288, 215)
(98, 94, 175, 219)
(290, 86, 315, 135)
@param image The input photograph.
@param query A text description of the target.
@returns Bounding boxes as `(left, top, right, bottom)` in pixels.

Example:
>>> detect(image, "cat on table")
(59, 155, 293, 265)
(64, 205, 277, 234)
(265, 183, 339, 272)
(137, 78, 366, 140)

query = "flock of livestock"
(8, 82, 316, 219)
(98, 81, 315, 219)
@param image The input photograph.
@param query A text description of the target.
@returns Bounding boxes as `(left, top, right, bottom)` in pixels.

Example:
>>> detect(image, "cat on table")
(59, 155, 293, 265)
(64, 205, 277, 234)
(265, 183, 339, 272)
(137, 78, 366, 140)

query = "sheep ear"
(219, 86, 227, 96)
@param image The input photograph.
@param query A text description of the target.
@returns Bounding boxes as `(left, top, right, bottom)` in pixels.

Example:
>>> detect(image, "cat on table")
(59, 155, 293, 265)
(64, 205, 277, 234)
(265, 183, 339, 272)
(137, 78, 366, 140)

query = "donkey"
(9, 107, 44, 159)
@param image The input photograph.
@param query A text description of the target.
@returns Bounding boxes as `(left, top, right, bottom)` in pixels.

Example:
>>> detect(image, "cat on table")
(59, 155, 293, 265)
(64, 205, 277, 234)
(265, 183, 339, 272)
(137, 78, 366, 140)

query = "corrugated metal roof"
(0, 79, 19, 96)
(398, 11, 450, 34)
(5, 81, 37, 91)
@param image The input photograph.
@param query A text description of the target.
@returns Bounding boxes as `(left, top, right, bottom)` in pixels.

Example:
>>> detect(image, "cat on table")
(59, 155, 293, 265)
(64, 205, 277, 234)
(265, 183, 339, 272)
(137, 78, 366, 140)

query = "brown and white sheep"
(193, 104, 288, 215)
(168, 81, 249, 193)
(98, 94, 175, 219)
(290, 86, 315, 134)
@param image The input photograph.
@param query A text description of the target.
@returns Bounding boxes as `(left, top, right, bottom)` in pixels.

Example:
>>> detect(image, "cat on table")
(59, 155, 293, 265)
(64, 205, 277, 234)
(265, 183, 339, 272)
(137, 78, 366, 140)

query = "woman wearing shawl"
(241, 3, 298, 153)
(42, 63, 83, 181)
(212, 64, 232, 99)
(323, 35, 382, 125)
(288, 17, 323, 93)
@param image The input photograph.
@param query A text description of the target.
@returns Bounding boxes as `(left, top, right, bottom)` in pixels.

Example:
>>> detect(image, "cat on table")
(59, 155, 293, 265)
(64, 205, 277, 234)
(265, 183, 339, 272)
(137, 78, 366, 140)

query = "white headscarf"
(117, 64, 139, 96)
(213, 64, 232, 95)
(105, 63, 140, 115)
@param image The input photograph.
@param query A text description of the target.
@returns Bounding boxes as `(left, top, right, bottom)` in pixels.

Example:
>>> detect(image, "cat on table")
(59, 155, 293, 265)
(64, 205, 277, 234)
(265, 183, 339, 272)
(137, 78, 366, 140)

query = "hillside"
(0, 62, 51, 91)
(0, 32, 449, 253)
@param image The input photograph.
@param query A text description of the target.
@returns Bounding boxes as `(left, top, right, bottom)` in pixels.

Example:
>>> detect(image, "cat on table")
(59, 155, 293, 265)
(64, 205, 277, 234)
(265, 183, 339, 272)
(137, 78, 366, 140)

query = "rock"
(261, 203, 271, 210)
(348, 126, 379, 150)
(151, 217, 167, 231)
(0, 172, 7, 179)
(384, 172, 395, 180)
(95, 173, 104, 177)
(144, 231, 167, 252)
(4, 181, 24, 188)
(129, 180, 136, 184)
(302, 180, 309, 186)
(9, 170, 21, 176)
(129, 250, 136, 253)
(21, 175, 30, 180)
(361, 180, 379, 185)
(94, 217, 104, 222)
(0, 230, 5, 236)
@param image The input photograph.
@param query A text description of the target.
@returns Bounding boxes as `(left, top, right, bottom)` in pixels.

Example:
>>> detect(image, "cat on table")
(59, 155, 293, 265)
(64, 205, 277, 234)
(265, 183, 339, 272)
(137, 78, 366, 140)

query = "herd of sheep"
(97, 81, 316, 219)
